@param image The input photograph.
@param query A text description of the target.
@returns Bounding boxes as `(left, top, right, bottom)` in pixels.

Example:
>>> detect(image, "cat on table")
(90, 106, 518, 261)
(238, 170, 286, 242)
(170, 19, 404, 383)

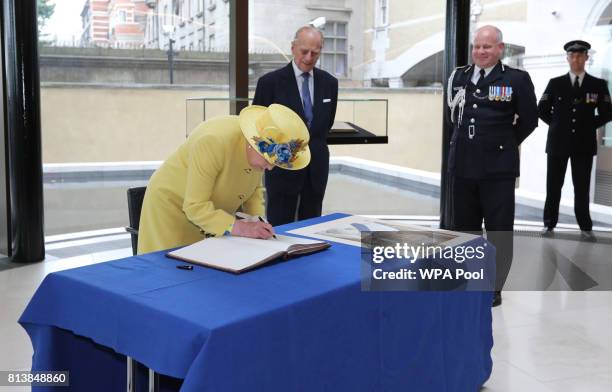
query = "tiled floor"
(487, 291, 612, 391)
(3, 172, 612, 391)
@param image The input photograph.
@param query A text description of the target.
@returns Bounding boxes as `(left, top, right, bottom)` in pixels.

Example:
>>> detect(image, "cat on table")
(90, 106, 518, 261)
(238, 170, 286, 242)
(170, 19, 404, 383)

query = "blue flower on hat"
(256, 140, 271, 153)
(252, 136, 305, 168)
(272, 143, 292, 164)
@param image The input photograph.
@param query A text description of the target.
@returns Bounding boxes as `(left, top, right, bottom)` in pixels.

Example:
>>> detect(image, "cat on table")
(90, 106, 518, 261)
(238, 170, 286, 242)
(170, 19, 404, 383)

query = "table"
(20, 214, 493, 391)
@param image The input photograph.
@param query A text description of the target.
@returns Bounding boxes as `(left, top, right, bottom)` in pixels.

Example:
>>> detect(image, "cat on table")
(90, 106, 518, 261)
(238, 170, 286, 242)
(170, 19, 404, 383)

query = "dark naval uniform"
(445, 61, 538, 290)
(538, 73, 612, 231)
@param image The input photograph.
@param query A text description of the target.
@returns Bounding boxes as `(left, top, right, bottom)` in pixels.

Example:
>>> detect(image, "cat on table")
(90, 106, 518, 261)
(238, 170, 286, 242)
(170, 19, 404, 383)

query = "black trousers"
(451, 176, 516, 291)
(266, 170, 324, 226)
(543, 153, 593, 231)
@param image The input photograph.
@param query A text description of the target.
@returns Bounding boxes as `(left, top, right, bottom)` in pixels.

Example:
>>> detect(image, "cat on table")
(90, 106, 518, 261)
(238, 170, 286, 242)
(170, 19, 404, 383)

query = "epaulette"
(458, 64, 472, 74)
(500, 63, 527, 73)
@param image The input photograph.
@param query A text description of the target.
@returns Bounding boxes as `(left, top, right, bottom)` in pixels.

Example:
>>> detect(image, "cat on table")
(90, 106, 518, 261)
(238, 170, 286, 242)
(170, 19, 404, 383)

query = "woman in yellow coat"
(137, 104, 311, 254)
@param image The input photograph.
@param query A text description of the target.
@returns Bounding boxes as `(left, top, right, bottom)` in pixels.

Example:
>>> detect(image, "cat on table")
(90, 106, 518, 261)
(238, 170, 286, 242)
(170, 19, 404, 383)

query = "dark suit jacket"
(538, 73, 612, 156)
(253, 62, 338, 194)
(445, 62, 539, 179)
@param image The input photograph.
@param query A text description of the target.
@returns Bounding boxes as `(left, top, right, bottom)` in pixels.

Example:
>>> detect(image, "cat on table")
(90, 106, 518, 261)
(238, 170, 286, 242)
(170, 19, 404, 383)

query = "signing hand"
(231, 219, 275, 239)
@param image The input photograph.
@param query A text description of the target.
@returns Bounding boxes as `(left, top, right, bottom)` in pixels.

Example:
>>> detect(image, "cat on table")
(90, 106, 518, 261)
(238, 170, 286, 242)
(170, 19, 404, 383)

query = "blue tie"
(301, 72, 313, 128)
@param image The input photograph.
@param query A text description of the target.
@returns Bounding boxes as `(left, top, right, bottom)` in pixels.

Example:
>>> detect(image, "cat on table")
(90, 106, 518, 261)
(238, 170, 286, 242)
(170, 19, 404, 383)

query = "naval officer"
(445, 25, 539, 306)
(538, 40, 612, 241)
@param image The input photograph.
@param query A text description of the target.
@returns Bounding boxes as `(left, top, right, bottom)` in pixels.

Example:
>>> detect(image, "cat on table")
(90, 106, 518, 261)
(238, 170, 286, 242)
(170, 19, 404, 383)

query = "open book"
(167, 235, 331, 273)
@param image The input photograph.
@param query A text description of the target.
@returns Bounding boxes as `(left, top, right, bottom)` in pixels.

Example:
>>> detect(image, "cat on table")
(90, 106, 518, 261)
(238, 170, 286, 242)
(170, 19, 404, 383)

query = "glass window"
(594, 3, 612, 149)
(320, 21, 348, 77)
(321, 54, 333, 71)
(336, 38, 347, 52)
(335, 54, 346, 75)
(247, 1, 445, 218)
(468, 0, 612, 209)
(37, 0, 229, 235)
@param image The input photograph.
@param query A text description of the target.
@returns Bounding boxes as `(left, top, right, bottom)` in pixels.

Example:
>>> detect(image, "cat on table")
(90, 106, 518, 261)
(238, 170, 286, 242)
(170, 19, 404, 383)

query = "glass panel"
(335, 54, 346, 76)
(324, 37, 334, 50)
(593, 5, 612, 147)
(247, 1, 446, 217)
(336, 38, 347, 52)
(322, 53, 334, 71)
(336, 22, 346, 37)
(467, 1, 612, 211)
(603, 44, 612, 146)
(39, 0, 229, 235)
(320, 22, 330, 36)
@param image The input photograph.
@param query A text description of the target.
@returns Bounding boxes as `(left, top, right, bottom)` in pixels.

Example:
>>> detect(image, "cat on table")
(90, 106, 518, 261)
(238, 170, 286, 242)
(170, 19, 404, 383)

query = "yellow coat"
(137, 116, 265, 254)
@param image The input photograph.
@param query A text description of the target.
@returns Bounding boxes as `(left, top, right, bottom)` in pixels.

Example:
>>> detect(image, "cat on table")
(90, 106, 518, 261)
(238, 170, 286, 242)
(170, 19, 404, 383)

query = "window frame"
(319, 21, 348, 78)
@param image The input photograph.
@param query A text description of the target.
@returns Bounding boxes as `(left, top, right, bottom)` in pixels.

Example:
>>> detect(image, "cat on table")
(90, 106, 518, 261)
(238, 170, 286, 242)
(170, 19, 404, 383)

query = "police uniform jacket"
(446, 62, 538, 179)
(538, 73, 612, 156)
(137, 116, 265, 254)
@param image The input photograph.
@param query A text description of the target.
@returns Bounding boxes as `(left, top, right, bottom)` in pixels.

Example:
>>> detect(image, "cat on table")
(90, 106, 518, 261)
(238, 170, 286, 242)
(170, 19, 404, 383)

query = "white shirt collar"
(569, 71, 586, 83)
(292, 60, 313, 79)
(474, 64, 496, 78)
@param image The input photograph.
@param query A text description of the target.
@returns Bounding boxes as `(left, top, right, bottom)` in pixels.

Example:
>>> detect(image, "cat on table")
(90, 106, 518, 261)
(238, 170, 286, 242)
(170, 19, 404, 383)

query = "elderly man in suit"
(253, 25, 338, 226)
(538, 40, 612, 242)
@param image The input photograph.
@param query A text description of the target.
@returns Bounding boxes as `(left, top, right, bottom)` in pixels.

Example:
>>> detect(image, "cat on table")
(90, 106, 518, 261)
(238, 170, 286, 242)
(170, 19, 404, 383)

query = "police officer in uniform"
(538, 40, 612, 241)
(445, 25, 538, 306)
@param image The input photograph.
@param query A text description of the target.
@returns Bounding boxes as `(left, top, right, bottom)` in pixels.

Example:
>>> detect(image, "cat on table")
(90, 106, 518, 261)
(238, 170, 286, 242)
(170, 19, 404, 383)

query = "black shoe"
(580, 230, 596, 242)
(541, 227, 554, 238)
(492, 291, 502, 307)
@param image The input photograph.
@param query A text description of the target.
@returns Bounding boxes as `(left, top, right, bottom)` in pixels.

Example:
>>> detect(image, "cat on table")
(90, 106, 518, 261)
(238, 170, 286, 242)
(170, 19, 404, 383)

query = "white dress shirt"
(471, 64, 496, 85)
(292, 60, 314, 106)
(569, 71, 586, 87)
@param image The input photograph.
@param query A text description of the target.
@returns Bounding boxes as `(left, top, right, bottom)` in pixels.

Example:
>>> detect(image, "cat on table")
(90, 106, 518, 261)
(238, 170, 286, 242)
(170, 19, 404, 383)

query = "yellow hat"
(239, 104, 311, 170)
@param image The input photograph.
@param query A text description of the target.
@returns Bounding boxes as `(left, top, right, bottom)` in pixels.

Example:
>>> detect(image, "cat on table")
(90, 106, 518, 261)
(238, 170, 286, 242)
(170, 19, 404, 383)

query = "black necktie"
(573, 76, 580, 89)
(477, 69, 485, 85)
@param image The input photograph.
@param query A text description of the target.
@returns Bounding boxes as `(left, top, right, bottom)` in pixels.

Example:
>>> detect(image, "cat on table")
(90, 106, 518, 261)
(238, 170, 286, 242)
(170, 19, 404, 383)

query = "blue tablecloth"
(19, 214, 493, 391)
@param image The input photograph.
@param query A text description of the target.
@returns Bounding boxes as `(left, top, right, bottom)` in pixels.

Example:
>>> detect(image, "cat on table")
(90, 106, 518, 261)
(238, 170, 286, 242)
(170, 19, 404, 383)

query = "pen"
(176, 265, 193, 270)
(258, 216, 278, 239)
